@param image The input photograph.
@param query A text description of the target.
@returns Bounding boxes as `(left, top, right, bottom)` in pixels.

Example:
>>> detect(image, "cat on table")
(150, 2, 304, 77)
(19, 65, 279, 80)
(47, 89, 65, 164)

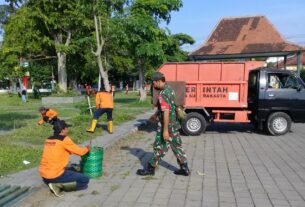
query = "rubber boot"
(86, 119, 97, 133)
(108, 121, 113, 134)
(174, 163, 190, 176)
(61, 182, 77, 191)
(136, 163, 155, 176)
(48, 182, 77, 197)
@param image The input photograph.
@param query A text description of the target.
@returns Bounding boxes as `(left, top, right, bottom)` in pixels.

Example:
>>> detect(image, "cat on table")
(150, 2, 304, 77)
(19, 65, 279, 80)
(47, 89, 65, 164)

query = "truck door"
(265, 72, 305, 122)
(248, 70, 259, 120)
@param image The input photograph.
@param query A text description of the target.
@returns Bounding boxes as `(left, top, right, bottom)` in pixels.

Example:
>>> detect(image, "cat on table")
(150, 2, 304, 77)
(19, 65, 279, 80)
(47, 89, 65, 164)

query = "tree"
(89, 0, 126, 92)
(125, 0, 194, 101)
(28, 0, 91, 92)
(0, 5, 47, 91)
(2, 0, 91, 92)
(93, 13, 111, 91)
(1, 0, 194, 96)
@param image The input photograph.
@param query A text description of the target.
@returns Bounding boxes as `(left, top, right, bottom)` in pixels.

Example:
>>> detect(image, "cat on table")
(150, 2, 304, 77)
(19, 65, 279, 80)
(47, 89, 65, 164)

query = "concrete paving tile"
(252, 198, 273, 206)
(219, 196, 236, 203)
(202, 201, 219, 207)
(152, 197, 169, 205)
(137, 195, 154, 203)
(101, 201, 119, 207)
(134, 202, 151, 207)
(167, 202, 185, 207)
(270, 199, 290, 206)
(219, 202, 237, 207)
(289, 200, 305, 207)
(185, 200, 202, 207)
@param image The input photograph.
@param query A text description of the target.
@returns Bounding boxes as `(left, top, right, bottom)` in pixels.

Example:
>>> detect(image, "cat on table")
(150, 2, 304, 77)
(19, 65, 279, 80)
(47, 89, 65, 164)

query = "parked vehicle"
(156, 61, 305, 136)
(27, 82, 52, 93)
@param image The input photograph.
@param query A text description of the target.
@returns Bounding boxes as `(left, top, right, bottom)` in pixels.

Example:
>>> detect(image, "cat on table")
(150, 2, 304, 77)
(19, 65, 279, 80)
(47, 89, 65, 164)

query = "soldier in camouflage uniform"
(137, 72, 190, 176)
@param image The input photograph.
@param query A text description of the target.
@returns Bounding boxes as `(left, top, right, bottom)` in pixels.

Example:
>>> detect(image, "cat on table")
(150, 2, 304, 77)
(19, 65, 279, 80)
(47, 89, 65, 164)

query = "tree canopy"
(0, 0, 194, 95)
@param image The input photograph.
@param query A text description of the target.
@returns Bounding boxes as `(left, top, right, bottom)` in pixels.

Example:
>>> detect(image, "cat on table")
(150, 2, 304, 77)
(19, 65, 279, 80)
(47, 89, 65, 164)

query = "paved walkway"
(10, 122, 305, 207)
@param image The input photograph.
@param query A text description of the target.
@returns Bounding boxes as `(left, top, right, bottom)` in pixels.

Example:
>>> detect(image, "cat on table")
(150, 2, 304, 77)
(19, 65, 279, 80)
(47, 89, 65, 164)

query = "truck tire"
(266, 112, 291, 136)
(182, 112, 207, 136)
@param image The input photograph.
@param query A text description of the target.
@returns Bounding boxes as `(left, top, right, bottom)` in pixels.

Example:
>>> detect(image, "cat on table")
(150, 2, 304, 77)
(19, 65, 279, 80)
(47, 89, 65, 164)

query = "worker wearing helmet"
(137, 72, 190, 176)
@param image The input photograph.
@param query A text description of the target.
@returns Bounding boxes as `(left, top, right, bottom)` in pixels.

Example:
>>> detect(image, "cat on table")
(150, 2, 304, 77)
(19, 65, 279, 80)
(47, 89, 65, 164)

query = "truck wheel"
(182, 112, 207, 136)
(266, 112, 291, 136)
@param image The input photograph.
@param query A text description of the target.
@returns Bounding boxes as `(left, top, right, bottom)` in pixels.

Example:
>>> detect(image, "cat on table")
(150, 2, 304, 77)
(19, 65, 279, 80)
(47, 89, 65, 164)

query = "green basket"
(81, 146, 103, 178)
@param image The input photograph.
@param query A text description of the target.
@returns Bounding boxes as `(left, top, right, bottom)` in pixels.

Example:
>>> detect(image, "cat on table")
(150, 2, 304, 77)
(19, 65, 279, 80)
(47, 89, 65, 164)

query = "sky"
(1, 0, 305, 52)
(165, 0, 305, 52)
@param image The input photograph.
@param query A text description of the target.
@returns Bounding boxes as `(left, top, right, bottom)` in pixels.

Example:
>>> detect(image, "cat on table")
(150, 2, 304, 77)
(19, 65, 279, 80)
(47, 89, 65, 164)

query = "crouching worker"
(39, 120, 90, 197)
(38, 107, 59, 125)
(87, 84, 114, 134)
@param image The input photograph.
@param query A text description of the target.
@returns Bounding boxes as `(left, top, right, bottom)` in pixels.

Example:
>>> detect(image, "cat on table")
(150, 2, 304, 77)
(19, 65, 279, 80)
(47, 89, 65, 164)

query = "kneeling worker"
(39, 120, 90, 197)
(38, 107, 59, 125)
(87, 84, 114, 134)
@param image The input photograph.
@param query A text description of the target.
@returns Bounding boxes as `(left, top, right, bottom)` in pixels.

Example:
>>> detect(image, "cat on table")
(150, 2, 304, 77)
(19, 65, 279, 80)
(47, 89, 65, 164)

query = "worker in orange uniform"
(86, 84, 114, 134)
(39, 120, 90, 197)
(38, 107, 59, 125)
(85, 83, 91, 96)
(111, 84, 115, 97)
(125, 83, 129, 94)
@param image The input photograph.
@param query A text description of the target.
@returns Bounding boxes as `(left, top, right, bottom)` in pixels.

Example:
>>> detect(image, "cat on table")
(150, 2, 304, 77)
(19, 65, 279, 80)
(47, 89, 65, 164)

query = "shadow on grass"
(0, 113, 37, 130)
(114, 98, 137, 104)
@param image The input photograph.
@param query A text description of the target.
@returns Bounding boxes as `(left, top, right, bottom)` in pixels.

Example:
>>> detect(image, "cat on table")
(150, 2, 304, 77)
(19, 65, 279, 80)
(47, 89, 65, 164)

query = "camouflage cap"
(151, 72, 165, 81)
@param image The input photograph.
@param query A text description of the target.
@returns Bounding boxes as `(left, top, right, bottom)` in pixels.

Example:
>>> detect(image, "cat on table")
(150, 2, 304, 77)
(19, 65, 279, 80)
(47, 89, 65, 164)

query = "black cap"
(53, 120, 71, 133)
(151, 72, 164, 81)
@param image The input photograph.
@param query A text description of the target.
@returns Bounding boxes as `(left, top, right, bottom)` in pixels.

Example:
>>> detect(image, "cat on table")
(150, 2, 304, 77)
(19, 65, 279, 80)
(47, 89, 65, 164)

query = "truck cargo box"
(158, 61, 264, 109)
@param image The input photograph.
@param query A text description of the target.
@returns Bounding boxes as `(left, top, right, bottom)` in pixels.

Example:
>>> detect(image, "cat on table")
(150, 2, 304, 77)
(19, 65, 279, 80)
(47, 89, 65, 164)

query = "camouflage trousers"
(149, 124, 188, 167)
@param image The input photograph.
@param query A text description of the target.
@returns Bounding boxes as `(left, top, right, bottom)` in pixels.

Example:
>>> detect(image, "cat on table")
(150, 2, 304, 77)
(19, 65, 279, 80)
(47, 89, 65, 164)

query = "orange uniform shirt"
(95, 92, 114, 109)
(38, 109, 58, 125)
(39, 135, 89, 179)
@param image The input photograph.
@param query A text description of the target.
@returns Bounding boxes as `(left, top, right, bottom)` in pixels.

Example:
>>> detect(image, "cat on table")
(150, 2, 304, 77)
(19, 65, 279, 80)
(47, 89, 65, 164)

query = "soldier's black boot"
(174, 163, 190, 176)
(136, 163, 155, 176)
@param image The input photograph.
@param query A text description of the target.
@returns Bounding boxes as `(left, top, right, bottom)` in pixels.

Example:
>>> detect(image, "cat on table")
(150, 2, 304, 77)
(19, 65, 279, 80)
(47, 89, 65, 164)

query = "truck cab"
(248, 68, 305, 135)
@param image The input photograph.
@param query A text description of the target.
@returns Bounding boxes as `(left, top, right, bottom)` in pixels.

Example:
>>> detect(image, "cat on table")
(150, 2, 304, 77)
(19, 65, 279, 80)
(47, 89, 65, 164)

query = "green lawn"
(0, 92, 151, 176)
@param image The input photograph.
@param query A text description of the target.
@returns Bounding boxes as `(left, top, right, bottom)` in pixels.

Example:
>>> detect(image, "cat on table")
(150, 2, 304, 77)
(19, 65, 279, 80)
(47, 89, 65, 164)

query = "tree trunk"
(139, 64, 147, 101)
(54, 32, 71, 93)
(10, 79, 17, 92)
(97, 54, 110, 91)
(69, 78, 77, 90)
(93, 14, 110, 92)
(57, 52, 67, 92)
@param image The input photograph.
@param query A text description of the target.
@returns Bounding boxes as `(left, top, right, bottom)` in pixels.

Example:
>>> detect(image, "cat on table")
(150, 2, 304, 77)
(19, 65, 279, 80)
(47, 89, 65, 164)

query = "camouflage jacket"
(157, 83, 179, 128)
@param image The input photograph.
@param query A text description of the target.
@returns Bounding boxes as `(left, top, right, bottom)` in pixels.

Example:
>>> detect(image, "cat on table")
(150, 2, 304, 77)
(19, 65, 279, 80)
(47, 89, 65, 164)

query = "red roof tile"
(189, 16, 305, 57)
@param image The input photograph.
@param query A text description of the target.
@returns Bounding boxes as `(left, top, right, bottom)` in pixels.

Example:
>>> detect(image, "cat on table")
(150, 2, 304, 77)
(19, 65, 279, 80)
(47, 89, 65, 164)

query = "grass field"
(0, 92, 151, 176)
